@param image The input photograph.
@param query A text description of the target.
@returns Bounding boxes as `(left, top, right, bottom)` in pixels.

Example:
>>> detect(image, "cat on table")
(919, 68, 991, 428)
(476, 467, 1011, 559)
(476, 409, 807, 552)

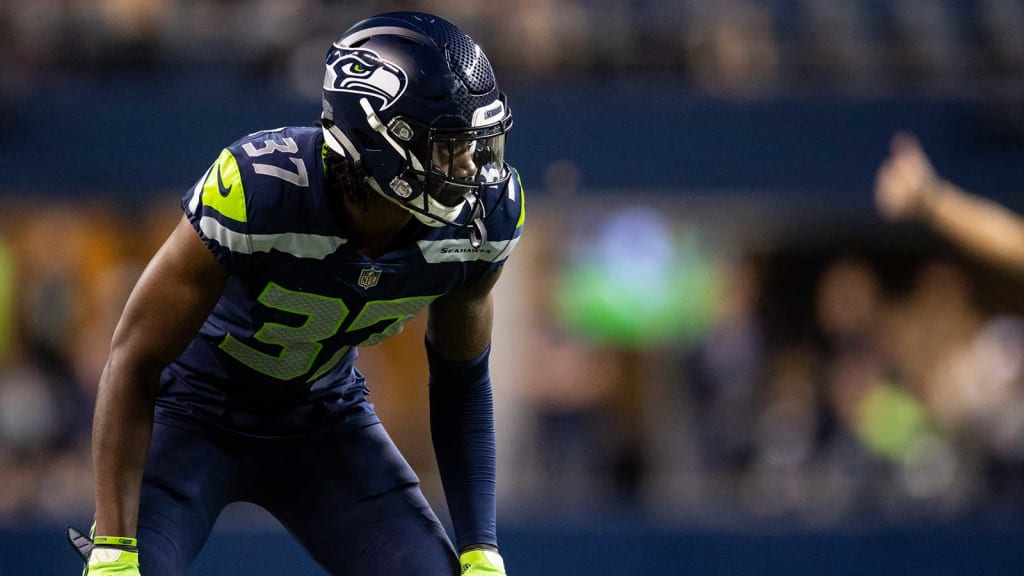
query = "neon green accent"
(348, 295, 438, 346)
(86, 529, 140, 576)
(322, 142, 329, 176)
(220, 283, 348, 381)
(92, 536, 137, 548)
(515, 171, 525, 229)
(0, 242, 14, 362)
(855, 381, 930, 460)
(202, 148, 248, 223)
(86, 549, 139, 575)
(353, 63, 365, 73)
(305, 295, 438, 382)
(222, 285, 441, 382)
(555, 229, 716, 347)
(304, 295, 438, 382)
(81, 522, 98, 576)
(459, 550, 506, 576)
(306, 344, 352, 383)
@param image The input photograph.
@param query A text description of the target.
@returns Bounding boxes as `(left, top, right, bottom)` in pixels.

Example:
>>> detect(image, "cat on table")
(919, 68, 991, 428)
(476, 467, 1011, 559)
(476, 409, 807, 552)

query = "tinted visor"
(426, 128, 508, 207)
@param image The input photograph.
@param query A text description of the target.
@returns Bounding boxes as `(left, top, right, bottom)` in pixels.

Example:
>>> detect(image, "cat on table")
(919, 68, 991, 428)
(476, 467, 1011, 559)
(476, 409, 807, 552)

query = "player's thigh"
(291, 485, 457, 576)
(263, 423, 457, 576)
(136, 421, 240, 576)
(344, 494, 458, 576)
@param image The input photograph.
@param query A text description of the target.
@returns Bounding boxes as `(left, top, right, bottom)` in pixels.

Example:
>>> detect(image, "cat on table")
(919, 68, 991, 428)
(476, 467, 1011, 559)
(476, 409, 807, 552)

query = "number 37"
(220, 282, 438, 382)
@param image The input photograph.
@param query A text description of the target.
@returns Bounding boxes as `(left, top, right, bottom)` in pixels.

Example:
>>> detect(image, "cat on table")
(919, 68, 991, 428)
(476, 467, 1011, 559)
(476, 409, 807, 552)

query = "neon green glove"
(67, 527, 140, 575)
(459, 548, 506, 576)
(86, 536, 141, 575)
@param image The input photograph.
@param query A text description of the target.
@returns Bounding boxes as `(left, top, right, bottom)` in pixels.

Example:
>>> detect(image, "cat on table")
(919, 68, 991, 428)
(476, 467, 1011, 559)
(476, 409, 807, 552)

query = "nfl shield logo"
(358, 267, 382, 289)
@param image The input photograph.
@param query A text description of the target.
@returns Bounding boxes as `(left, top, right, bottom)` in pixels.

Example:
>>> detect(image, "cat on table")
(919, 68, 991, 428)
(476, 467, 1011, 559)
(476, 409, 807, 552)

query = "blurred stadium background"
(3, 0, 1024, 574)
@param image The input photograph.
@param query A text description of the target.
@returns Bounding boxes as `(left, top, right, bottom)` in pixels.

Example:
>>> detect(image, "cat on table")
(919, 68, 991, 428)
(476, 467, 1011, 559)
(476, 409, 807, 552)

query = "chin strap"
(464, 192, 487, 248)
(323, 122, 358, 163)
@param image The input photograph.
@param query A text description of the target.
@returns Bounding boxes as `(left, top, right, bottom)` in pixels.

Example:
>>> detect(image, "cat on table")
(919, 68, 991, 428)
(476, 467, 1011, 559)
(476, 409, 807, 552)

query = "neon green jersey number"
(220, 282, 437, 381)
(220, 283, 348, 381)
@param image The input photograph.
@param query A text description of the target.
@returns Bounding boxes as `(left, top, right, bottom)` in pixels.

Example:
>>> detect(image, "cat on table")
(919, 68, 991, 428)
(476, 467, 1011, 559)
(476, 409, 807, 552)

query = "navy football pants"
(136, 419, 458, 575)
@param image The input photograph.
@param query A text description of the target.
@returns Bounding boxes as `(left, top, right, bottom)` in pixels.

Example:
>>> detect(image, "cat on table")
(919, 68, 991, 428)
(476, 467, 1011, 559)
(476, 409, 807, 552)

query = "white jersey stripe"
(417, 238, 519, 263)
(187, 166, 209, 215)
(199, 216, 345, 259)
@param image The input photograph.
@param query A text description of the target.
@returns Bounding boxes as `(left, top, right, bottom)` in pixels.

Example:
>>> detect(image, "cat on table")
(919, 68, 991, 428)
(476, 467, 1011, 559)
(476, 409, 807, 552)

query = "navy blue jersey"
(157, 126, 523, 435)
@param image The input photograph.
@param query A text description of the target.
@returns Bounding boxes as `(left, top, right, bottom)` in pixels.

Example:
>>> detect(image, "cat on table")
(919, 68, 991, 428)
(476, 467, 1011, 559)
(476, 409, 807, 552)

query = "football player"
(70, 11, 522, 576)
(876, 133, 1024, 272)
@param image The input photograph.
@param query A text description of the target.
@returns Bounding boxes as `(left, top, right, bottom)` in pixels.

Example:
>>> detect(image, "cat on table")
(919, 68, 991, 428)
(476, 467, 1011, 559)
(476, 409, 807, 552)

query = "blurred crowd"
(0, 202, 172, 523)
(4, 0, 1024, 533)
(4, 197, 1024, 529)
(1, 0, 1023, 100)
(506, 200, 1024, 527)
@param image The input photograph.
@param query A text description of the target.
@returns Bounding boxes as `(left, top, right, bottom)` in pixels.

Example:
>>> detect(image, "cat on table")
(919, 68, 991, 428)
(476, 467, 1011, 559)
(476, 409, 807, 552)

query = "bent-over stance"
(72, 11, 522, 576)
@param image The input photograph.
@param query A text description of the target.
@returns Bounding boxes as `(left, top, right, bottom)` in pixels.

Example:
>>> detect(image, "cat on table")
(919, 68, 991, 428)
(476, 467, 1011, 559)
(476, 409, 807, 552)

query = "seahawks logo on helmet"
(324, 46, 408, 111)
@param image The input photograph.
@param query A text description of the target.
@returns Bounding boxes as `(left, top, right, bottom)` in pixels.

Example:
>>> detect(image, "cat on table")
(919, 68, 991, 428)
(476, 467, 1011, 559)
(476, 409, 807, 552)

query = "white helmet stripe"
(358, 98, 426, 172)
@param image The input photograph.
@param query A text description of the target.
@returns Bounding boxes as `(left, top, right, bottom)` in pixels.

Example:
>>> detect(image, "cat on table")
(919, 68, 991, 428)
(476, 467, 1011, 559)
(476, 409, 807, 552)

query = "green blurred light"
(855, 381, 930, 460)
(555, 231, 717, 348)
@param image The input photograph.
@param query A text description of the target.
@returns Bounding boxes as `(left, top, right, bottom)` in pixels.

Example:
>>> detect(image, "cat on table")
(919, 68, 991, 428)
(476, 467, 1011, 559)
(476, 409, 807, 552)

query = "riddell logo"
(440, 247, 492, 254)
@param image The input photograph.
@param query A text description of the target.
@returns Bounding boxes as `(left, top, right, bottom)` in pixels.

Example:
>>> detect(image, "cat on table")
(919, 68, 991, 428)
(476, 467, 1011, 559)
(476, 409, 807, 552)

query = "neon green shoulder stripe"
(515, 171, 526, 229)
(201, 149, 248, 223)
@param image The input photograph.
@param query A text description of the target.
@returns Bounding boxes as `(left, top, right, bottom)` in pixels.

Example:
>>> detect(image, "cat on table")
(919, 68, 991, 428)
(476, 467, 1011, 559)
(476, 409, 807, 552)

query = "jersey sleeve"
(181, 146, 252, 275)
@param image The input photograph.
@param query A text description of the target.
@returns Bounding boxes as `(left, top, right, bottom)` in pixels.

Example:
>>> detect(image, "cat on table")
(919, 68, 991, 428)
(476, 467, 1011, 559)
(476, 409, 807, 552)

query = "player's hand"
(67, 527, 141, 575)
(875, 133, 942, 221)
(459, 548, 506, 576)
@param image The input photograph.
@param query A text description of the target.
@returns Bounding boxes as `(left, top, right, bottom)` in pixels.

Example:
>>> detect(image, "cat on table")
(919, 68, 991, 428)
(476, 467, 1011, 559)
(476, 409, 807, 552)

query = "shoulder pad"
(415, 167, 525, 267)
(481, 166, 525, 242)
(182, 127, 342, 268)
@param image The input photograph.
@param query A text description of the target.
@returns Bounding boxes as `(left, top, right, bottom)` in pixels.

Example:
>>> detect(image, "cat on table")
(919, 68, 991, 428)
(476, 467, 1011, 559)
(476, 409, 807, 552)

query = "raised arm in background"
(876, 133, 1024, 273)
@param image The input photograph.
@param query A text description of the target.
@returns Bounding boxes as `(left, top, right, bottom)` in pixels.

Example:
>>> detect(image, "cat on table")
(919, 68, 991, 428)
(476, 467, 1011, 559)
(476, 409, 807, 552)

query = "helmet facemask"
(391, 112, 512, 246)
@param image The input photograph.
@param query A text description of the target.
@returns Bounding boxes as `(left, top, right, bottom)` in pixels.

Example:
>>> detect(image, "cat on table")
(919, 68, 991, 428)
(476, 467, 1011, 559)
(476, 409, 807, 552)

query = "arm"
(92, 215, 226, 538)
(427, 269, 499, 361)
(876, 133, 1024, 273)
(426, 269, 507, 573)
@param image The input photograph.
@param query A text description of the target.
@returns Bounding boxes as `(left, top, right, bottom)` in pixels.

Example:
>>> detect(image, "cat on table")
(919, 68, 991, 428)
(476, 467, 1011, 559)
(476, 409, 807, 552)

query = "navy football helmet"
(321, 12, 513, 247)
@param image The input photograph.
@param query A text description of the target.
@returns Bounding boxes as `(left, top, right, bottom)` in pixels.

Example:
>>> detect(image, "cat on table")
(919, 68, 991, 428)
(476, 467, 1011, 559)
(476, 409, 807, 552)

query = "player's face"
(428, 140, 477, 207)
(426, 133, 506, 207)
(432, 141, 477, 180)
